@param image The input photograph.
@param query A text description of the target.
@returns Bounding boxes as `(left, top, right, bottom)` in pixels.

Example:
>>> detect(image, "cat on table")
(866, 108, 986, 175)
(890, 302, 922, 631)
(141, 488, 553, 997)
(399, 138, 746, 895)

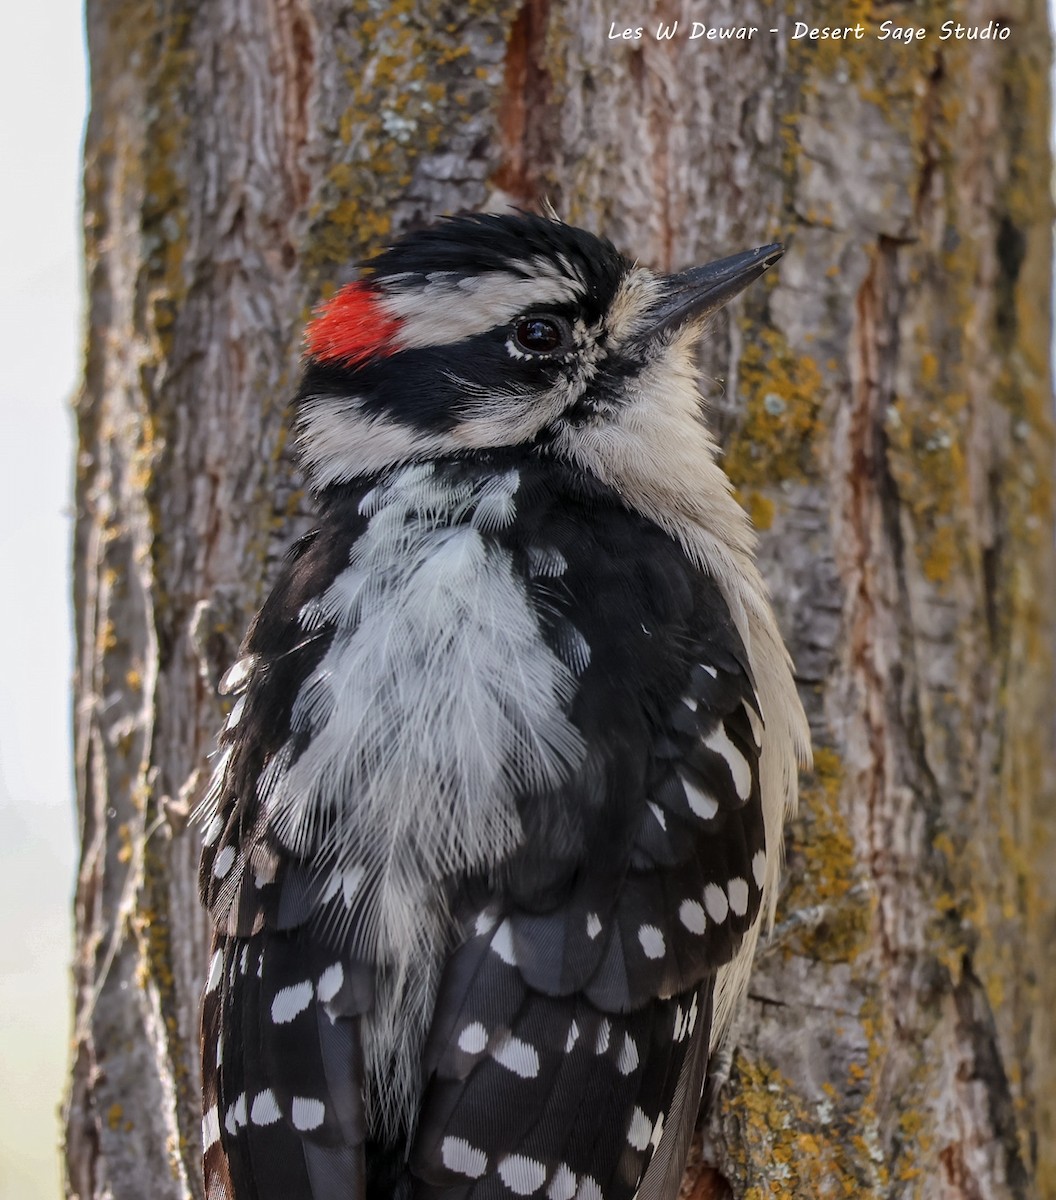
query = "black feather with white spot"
(395, 456, 763, 1200)
(199, 501, 379, 1200)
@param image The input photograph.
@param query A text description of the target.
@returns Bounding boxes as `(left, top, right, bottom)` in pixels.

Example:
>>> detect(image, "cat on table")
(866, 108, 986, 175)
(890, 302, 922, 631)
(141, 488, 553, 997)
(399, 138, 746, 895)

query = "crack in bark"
(845, 238, 899, 939)
(834, 232, 1039, 1198)
(912, 51, 945, 225)
(950, 960, 1033, 1199)
(494, 0, 552, 205)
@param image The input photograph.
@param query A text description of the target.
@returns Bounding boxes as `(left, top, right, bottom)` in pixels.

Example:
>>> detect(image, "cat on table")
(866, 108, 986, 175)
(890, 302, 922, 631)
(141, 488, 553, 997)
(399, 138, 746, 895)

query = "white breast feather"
(268, 464, 583, 898)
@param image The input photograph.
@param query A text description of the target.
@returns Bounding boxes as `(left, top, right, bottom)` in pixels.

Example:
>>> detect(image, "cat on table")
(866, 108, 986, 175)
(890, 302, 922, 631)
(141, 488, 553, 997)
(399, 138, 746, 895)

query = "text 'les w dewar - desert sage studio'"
(607, 20, 1011, 44)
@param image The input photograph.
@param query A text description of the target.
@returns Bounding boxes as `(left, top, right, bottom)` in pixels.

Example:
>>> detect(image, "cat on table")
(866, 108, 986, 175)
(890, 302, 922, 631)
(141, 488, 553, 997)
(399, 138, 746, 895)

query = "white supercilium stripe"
(380, 269, 583, 349)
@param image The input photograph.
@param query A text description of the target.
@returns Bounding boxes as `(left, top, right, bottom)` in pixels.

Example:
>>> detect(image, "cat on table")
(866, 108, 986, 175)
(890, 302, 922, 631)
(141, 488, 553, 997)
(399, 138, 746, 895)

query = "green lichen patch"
(883, 387, 969, 585)
(721, 1051, 889, 1198)
(788, 0, 940, 94)
(782, 747, 873, 963)
(135, 7, 194, 366)
(302, 0, 519, 284)
(725, 326, 825, 529)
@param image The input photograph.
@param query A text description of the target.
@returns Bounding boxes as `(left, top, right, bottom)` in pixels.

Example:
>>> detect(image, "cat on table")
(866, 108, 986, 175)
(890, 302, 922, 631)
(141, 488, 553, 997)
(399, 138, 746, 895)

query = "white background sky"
(0, 5, 84, 1198)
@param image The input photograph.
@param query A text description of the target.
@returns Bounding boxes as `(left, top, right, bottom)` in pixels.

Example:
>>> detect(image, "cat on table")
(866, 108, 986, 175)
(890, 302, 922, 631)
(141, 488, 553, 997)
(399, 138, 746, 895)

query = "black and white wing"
(199, 512, 376, 1200)
(408, 469, 765, 1200)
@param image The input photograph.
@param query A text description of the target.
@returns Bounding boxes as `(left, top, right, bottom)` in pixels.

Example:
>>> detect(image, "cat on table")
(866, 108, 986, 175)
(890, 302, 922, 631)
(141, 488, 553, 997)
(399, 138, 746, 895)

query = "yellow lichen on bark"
(781, 747, 873, 963)
(725, 325, 825, 531)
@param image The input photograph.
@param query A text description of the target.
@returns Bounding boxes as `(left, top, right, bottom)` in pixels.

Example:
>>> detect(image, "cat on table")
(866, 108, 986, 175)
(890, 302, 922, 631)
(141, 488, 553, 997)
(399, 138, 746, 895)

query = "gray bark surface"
(68, 2, 1055, 1198)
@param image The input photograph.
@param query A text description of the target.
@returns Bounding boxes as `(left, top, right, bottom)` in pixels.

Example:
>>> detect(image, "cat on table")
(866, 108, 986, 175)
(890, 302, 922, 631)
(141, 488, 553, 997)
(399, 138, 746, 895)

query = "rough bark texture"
(67, 1, 1055, 1198)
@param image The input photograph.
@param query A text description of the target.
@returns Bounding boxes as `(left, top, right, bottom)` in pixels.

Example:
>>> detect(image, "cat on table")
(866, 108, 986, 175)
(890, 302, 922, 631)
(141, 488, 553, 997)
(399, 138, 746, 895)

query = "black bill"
(643, 243, 784, 340)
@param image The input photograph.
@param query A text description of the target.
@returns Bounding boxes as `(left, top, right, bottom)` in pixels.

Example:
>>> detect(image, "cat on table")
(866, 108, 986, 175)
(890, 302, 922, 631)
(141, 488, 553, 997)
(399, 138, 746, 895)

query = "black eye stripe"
(513, 313, 573, 356)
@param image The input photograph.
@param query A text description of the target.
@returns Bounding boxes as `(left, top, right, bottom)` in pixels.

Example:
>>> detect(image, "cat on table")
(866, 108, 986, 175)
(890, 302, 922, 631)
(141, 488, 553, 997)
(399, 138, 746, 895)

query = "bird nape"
(197, 211, 810, 1200)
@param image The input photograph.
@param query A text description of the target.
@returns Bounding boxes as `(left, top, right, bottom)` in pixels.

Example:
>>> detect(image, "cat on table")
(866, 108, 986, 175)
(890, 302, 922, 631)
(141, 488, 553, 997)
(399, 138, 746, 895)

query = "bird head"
(296, 212, 781, 489)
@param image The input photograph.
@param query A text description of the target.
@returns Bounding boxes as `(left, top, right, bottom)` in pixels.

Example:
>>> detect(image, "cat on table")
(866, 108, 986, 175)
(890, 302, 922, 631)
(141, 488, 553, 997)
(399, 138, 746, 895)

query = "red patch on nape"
(304, 282, 402, 366)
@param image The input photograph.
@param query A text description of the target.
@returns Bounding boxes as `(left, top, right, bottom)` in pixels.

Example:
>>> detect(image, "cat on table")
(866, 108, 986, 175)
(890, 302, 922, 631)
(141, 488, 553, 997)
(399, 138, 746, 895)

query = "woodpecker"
(198, 211, 810, 1200)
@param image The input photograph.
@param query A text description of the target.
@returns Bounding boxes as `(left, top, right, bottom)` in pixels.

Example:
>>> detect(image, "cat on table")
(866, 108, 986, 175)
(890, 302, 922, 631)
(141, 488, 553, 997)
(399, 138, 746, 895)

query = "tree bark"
(67, 2, 1055, 1198)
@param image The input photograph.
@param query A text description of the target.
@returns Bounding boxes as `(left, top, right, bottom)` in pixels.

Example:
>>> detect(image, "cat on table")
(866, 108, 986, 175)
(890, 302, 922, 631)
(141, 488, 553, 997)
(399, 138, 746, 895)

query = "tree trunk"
(67, 2, 1055, 1198)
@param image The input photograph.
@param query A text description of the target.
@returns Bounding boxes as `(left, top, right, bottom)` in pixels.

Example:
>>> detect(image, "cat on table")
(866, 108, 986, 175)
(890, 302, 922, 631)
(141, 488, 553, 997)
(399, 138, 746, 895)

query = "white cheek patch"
(379, 269, 584, 349)
(297, 398, 452, 486)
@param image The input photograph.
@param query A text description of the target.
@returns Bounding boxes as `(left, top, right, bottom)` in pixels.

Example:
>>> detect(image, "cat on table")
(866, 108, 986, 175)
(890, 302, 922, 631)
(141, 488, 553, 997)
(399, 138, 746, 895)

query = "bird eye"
(513, 315, 569, 355)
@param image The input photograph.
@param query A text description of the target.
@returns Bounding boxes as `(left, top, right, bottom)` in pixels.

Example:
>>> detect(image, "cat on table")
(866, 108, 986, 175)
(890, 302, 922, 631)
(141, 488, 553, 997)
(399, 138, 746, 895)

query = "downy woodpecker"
(198, 212, 810, 1200)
